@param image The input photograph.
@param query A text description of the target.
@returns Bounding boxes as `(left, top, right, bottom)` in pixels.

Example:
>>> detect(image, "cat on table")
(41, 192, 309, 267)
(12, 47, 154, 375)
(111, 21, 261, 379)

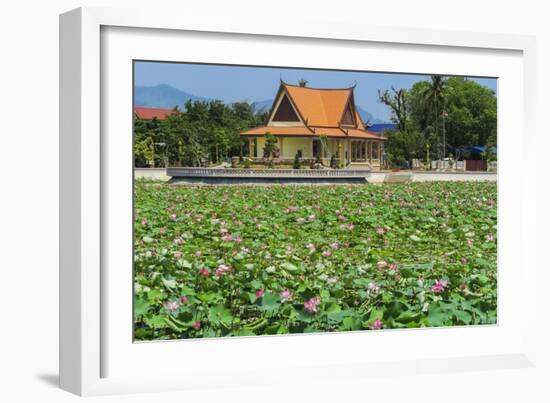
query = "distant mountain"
(135, 84, 389, 124)
(134, 84, 211, 109)
(356, 106, 387, 125)
(251, 99, 275, 113)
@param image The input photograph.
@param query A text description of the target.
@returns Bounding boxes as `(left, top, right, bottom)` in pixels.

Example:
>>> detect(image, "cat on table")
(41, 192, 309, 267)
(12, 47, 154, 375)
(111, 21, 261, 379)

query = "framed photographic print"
(60, 6, 537, 396)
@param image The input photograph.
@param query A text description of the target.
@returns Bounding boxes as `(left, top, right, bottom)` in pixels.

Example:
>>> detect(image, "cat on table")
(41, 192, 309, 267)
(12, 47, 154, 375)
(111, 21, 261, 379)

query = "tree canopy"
(379, 76, 496, 166)
(134, 100, 264, 167)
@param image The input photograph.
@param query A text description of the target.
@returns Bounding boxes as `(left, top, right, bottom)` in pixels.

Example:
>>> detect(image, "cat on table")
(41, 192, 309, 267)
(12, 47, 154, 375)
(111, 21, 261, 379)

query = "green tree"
(263, 132, 278, 158)
(378, 87, 408, 131)
(421, 75, 447, 159)
(293, 152, 301, 169)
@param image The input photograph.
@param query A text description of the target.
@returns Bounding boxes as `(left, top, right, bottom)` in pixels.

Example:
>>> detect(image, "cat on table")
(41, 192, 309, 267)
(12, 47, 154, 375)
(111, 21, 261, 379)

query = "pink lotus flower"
(377, 260, 388, 269)
(296, 217, 305, 224)
(369, 319, 382, 330)
(193, 320, 202, 330)
(304, 297, 321, 314)
(376, 227, 386, 235)
(486, 234, 495, 241)
(180, 296, 188, 304)
(338, 215, 347, 221)
(340, 223, 354, 230)
(367, 282, 380, 295)
(199, 268, 210, 277)
(220, 228, 229, 234)
(280, 289, 293, 302)
(174, 238, 183, 245)
(194, 251, 203, 257)
(431, 279, 449, 293)
(265, 253, 272, 260)
(460, 257, 467, 264)
(467, 239, 474, 247)
(322, 250, 332, 258)
(255, 289, 264, 298)
(141, 218, 148, 225)
(163, 300, 179, 312)
(306, 243, 316, 252)
(170, 214, 177, 221)
(307, 214, 315, 222)
(221, 234, 233, 241)
(159, 227, 166, 235)
(395, 274, 402, 282)
(284, 207, 298, 213)
(215, 264, 232, 277)
(174, 251, 182, 259)
(330, 242, 340, 249)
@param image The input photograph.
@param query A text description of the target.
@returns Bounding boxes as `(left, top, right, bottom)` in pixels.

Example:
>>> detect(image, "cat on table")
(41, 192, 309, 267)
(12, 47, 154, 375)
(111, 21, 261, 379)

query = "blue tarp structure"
(367, 123, 397, 133)
(457, 146, 497, 154)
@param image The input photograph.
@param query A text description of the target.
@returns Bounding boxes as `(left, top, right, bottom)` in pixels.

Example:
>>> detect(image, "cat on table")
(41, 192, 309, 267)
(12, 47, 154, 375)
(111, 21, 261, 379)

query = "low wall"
(368, 171, 497, 183)
(167, 167, 371, 178)
(135, 168, 497, 184)
(135, 168, 170, 180)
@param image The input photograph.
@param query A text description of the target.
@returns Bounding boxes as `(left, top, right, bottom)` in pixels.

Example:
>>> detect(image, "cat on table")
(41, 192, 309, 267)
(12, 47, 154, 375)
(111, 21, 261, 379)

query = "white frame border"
(59, 6, 537, 396)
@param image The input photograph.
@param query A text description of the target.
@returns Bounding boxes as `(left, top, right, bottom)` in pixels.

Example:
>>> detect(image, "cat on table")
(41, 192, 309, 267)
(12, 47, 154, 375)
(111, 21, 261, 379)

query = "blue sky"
(134, 61, 497, 121)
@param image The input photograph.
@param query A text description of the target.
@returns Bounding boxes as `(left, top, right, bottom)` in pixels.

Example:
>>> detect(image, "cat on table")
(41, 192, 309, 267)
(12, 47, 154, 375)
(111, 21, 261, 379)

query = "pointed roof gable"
(272, 93, 301, 122)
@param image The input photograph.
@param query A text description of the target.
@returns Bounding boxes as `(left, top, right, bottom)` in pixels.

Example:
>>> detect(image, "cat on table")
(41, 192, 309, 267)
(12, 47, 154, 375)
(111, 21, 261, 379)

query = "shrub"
(330, 154, 337, 169)
(293, 152, 301, 169)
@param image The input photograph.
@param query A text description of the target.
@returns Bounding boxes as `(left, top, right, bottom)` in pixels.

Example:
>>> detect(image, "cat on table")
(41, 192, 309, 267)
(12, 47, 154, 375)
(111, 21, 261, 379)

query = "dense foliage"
(379, 77, 497, 167)
(134, 100, 266, 167)
(134, 181, 497, 340)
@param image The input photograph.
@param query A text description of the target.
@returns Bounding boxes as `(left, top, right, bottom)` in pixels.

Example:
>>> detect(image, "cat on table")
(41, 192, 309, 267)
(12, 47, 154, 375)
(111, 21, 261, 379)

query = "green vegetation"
(293, 152, 301, 169)
(134, 101, 266, 167)
(379, 76, 497, 167)
(134, 180, 497, 340)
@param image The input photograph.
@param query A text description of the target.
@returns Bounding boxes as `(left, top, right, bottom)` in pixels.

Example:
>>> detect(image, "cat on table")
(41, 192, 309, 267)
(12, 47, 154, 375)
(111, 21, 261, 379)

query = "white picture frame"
(59, 6, 537, 396)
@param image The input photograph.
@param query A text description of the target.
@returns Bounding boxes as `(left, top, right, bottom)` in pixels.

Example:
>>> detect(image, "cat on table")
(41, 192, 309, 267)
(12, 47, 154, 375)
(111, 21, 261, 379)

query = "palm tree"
(421, 75, 447, 159)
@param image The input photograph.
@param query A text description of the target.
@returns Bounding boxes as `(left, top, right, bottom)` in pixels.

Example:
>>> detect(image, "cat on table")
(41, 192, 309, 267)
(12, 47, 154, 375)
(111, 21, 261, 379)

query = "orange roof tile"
(284, 83, 354, 127)
(134, 107, 176, 120)
(240, 82, 386, 141)
(344, 128, 387, 140)
(241, 126, 314, 136)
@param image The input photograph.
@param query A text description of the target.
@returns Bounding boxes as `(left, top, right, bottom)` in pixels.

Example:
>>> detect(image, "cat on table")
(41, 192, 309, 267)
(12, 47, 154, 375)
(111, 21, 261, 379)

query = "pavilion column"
(363, 141, 367, 162)
(368, 141, 372, 162)
(249, 138, 254, 158)
(279, 137, 284, 159)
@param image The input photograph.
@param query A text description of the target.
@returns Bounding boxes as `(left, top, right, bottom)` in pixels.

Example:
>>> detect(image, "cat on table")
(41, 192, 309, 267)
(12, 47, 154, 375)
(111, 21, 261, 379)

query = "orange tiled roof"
(343, 128, 387, 140)
(241, 126, 314, 136)
(240, 82, 386, 140)
(134, 107, 176, 120)
(284, 84, 354, 127)
(241, 125, 384, 140)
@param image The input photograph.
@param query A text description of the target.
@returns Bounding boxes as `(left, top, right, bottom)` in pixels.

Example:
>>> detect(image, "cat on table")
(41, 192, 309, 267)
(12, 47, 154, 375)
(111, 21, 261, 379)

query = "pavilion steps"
(349, 162, 376, 170)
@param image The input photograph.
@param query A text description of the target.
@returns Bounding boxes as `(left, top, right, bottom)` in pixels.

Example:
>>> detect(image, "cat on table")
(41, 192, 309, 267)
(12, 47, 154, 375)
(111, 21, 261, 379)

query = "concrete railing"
(167, 167, 371, 178)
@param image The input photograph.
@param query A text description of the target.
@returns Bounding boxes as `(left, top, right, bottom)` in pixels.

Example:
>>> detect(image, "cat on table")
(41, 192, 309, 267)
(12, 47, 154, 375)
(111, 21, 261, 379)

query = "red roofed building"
(134, 106, 176, 120)
(241, 82, 387, 168)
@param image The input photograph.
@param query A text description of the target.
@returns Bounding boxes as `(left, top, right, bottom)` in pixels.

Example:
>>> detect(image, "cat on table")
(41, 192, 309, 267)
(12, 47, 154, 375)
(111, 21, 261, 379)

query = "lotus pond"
(134, 180, 497, 340)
